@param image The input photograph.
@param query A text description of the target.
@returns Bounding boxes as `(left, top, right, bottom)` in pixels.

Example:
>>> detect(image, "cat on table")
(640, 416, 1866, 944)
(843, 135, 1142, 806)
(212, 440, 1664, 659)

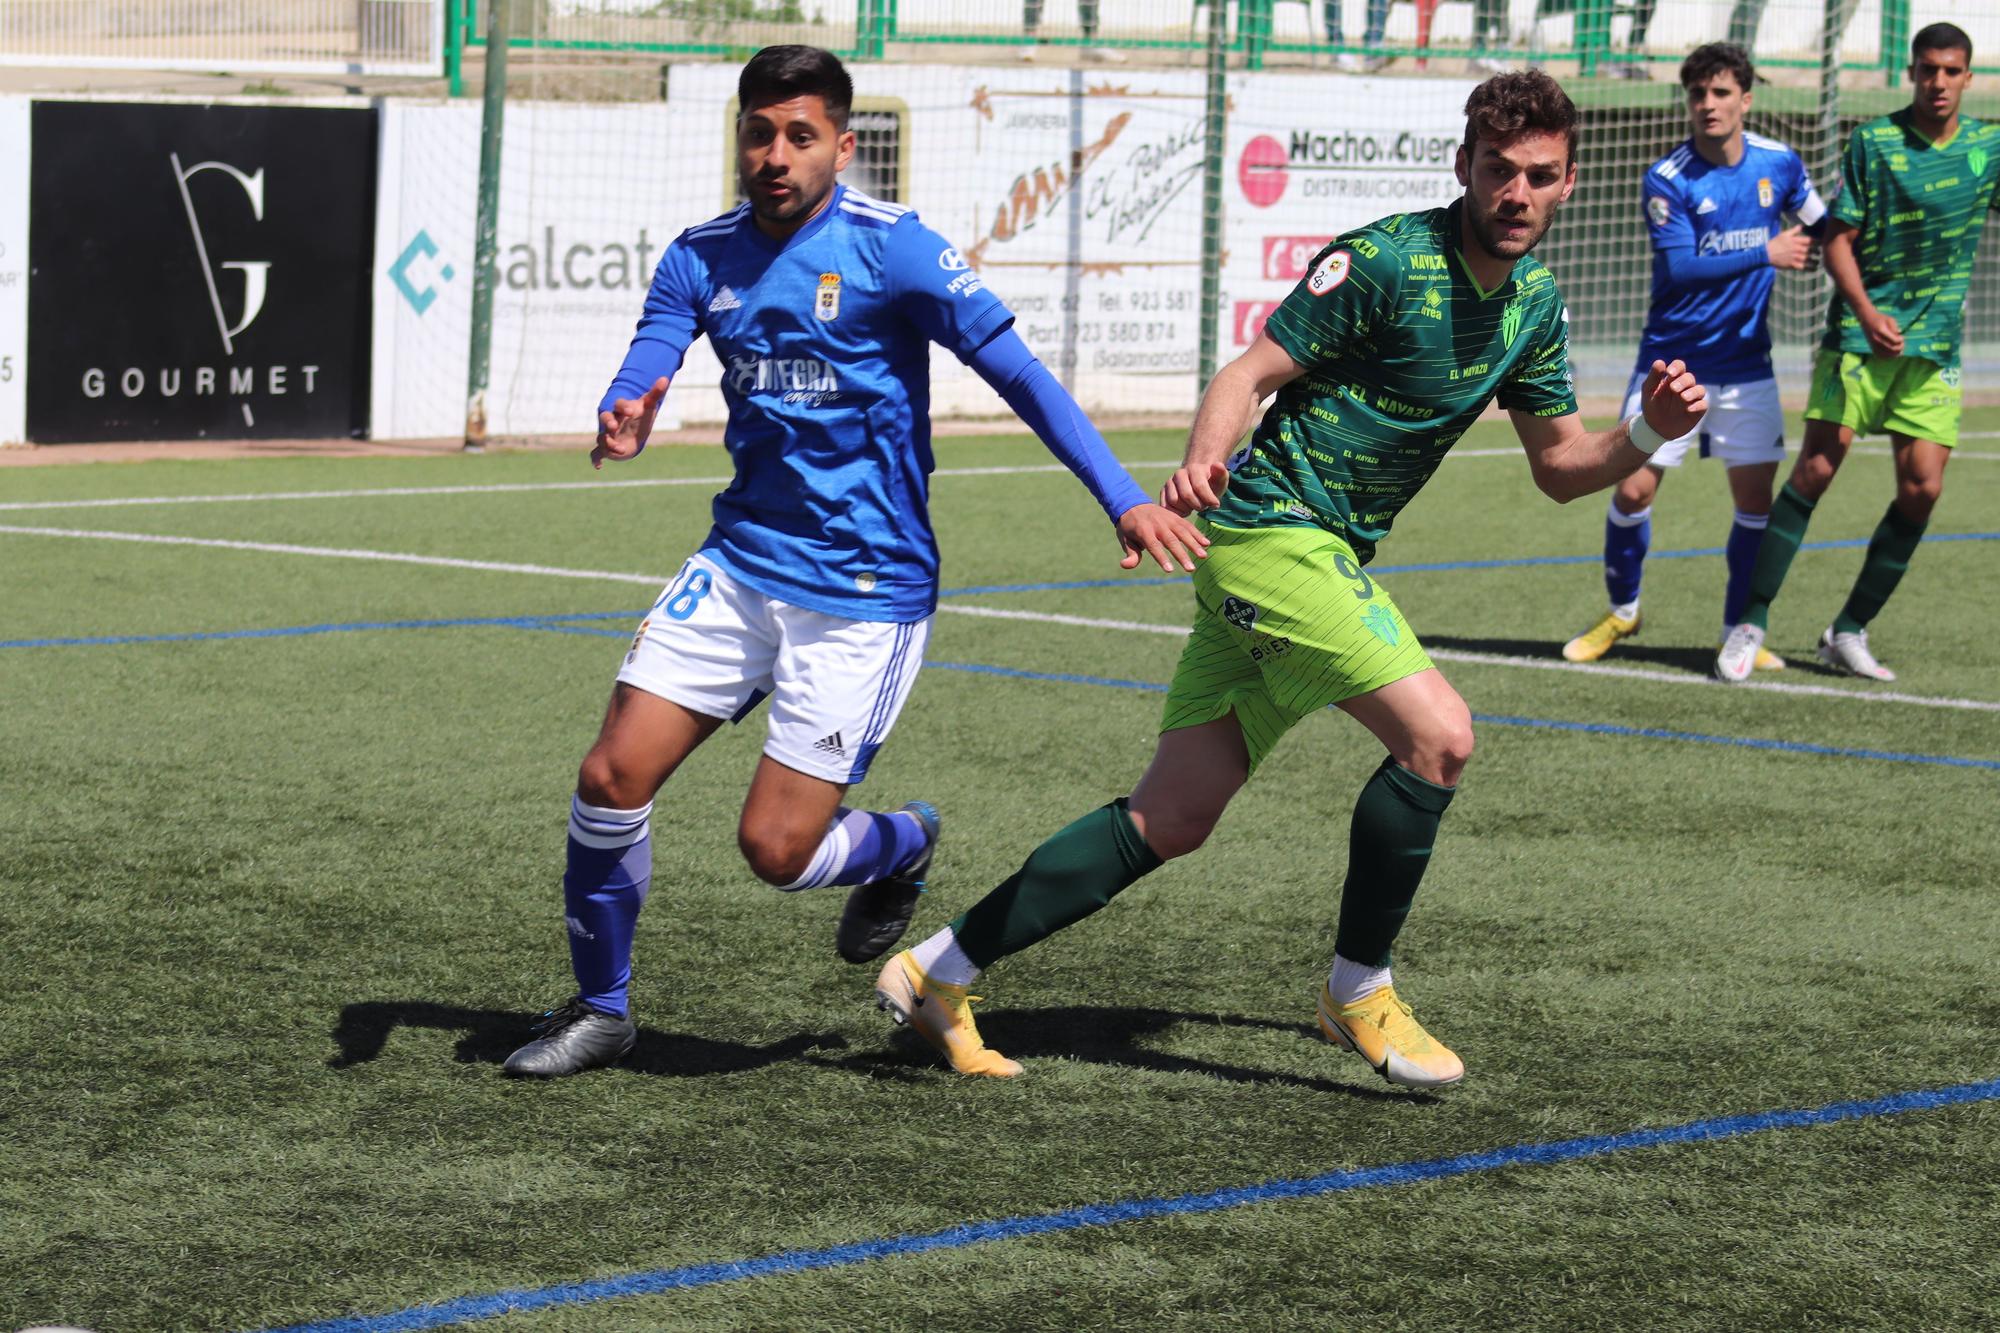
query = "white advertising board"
(1222, 73, 1477, 352)
(371, 100, 707, 439)
(0, 98, 26, 445)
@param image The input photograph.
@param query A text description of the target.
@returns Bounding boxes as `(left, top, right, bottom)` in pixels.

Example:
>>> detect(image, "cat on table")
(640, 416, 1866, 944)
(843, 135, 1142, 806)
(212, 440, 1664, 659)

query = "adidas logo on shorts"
(813, 731, 847, 757)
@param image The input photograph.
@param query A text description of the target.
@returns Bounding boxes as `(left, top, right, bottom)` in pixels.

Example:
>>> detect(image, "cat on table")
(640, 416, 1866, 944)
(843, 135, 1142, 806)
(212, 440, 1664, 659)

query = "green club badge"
(1500, 296, 1526, 349)
(1971, 147, 1989, 178)
(1362, 604, 1400, 647)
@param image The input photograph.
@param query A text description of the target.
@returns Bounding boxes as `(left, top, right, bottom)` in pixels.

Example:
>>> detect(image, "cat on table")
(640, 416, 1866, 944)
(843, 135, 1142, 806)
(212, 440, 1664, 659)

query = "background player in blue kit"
(504, 45, 1207, 1078)
(1562, 44, 1823, 669)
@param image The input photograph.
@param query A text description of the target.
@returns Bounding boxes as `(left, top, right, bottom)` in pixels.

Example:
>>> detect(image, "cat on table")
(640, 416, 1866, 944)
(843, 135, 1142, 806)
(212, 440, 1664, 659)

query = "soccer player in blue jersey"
(1562, 43, 1823, 669)
(504, 45, 1207, 1078)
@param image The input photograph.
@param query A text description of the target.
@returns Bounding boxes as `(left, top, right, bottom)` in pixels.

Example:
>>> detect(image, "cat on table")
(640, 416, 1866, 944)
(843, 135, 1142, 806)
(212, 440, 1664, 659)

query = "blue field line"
(936, 530, 2000, 598)
(256, 1076, 2000, 1333)
(923, 661, 1999, 770)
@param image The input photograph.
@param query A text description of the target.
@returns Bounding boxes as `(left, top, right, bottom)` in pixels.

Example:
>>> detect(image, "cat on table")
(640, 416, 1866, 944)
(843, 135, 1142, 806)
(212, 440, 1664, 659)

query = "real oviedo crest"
(815, 272, 841, 321)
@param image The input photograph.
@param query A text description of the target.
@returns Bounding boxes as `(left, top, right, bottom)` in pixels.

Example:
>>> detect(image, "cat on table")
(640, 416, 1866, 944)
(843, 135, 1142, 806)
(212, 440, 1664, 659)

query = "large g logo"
(171, 153, 269, 355)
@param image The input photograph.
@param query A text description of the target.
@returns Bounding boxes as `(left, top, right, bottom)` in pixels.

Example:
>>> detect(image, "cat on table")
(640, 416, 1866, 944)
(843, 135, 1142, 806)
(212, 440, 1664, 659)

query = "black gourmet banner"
(27, 101, 376, 443)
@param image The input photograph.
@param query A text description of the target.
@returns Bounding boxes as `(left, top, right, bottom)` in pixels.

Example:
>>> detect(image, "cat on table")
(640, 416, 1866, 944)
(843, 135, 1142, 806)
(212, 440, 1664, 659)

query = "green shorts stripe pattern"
(1162, 521, 1434, 773)
(1805, 348, 1960, 447)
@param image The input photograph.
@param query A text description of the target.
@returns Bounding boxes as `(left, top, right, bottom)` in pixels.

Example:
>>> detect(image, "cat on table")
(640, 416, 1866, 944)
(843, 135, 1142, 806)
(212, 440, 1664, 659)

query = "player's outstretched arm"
(591, 377, 669, 470)
(1160, 333, 1307, 516)
(964, 327, 1208, 572)
(1511, 359, 1707, 503)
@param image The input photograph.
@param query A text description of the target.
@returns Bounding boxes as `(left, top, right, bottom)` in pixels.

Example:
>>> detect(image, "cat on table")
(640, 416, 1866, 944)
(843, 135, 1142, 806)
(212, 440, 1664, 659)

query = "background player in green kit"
(1717, 23, 2000, 684)
(871, 73, 1709, 1087)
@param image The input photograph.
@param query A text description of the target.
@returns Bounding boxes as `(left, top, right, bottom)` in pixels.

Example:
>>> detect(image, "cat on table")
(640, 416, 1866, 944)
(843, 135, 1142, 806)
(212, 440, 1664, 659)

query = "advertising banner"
(0, 99, 25, 445)
(661, 65, 1211, 419)
(26, 100, 377, 443)
(1224, 74, 1476, 345)
(371, 100, 707, 440)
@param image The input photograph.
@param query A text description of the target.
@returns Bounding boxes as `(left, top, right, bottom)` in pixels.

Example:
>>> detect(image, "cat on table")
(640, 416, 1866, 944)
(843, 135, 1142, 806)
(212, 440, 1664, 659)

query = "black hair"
(737, 45, 853, 131)
(1680, 42, 1755, 95)
(1911, 23, 1972, 64)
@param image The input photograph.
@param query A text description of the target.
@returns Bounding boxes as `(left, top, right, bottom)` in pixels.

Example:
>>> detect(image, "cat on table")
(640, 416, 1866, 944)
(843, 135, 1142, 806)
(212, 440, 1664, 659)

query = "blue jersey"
(1636, 133, 1824, 385)
(602, 185, 1014, 624)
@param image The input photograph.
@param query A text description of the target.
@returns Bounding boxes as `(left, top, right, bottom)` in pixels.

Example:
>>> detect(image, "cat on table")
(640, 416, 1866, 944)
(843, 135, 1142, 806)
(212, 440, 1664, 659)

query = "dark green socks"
(1833, 502, 1928, 635)
(1739, 482, 1816, 632)
(950, 798, 1163, 970)
(1333, 756, 1457, 969)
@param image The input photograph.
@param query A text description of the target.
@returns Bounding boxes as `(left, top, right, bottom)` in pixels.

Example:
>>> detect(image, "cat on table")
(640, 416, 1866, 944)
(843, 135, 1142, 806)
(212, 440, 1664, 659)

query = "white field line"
(0, 461, 1180, 514)
(935, 603, 2000, 713)
(5, 443, 1999, 514)
(6, 521, 1999, 714)
(0, 524, 666, 586)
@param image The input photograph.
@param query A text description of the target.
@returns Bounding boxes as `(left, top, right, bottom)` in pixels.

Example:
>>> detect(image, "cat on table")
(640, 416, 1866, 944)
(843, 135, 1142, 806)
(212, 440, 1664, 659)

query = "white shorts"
(1621, 373, 1786, 469)
(616, 553, 932, 786)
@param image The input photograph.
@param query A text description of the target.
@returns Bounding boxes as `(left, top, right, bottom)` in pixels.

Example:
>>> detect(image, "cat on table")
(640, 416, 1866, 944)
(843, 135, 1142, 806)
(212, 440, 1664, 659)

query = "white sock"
(910, 926, 980, 986)
(1327, 954, 1394, 1008)
(1607, 502, 1651, 528)
(1611, 599, 1640, 622)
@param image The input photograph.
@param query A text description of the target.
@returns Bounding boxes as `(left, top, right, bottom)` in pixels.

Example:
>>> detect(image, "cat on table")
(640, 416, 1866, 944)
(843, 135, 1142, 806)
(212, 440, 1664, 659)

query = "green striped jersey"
(1825, 109, 2000, 369)
(1214, 202, 1575, 564)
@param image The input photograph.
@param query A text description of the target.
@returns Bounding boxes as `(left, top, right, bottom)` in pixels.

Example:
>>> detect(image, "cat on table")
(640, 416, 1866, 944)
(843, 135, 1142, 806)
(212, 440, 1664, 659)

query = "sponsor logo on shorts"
(626, 617, 649, 664)
(813, 731, 848, 758)
(1250, 635, 1293, 663)
(1361, 604, 1400, 647)
(1222, 596, 1259, 633)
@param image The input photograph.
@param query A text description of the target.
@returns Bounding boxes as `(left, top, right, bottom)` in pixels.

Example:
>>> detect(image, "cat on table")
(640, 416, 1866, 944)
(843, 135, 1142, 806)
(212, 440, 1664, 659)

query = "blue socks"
(782, 807, 931, 891)
(564, 795, 652, 1018)
(1723, 509, 1769, 631)
(1603, 502, 1651, 610)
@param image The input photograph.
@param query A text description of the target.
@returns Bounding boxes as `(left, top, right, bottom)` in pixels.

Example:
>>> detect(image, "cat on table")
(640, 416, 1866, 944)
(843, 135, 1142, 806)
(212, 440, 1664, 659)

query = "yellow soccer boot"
(874, 951, 1022, 1078)
(1317, 981, 1464, 1088)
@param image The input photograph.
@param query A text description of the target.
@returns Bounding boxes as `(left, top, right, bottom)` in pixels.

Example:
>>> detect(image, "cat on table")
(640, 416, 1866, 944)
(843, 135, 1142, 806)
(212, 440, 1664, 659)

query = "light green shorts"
(1161, 520, 1434, 774)
(1805, 348, 1961, 447)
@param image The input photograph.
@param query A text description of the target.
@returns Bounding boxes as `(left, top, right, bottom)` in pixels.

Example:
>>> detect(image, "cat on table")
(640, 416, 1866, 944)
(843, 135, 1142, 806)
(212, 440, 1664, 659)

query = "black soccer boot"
(502, 996, 637, 1077)
(835, 801, 939, 964)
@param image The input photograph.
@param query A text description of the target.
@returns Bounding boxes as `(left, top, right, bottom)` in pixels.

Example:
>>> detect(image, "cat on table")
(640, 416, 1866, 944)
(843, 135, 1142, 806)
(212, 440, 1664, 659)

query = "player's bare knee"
(576, 750, 648, 812)
(739, 828, 816, 888)
(1896, 476, 1942, 520)
(1130, 802, 1222, 862)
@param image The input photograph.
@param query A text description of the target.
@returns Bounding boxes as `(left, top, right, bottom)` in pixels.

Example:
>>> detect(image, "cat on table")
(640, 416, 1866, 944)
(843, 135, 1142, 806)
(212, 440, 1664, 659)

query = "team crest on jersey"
(1758, 177, 1774, 208)
(1222, 596, 1259, 632)
(1646, 195, 1670, 227)
(1972, 148, 1990, 178)
(815, 273, 841, 321)
(1499, 295, 1526, 349)
(1308, 250, 1352, 296)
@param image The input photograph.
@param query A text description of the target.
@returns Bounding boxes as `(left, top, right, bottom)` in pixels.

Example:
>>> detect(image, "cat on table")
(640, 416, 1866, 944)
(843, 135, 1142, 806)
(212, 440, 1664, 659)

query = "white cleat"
(1714, 622, 1764, 683)
(1817, 627, 1896, 681)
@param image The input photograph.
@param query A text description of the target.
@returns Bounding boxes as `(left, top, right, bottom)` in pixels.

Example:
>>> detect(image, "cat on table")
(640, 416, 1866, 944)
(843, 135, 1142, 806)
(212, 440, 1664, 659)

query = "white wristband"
(1623, 412, 1665, 456)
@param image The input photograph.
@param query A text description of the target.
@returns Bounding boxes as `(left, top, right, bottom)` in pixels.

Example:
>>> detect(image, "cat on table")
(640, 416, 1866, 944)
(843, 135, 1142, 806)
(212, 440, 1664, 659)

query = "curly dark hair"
(1462, 70, 1578, 163)
(1680, 42, 1755, 94)
(738, 45, 853, 131)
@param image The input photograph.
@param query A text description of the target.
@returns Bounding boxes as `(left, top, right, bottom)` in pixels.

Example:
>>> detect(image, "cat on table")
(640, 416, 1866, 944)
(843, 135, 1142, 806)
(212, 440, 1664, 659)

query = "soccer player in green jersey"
(1717, 23, 2000, 684)
(871, 73, 1708, 1087)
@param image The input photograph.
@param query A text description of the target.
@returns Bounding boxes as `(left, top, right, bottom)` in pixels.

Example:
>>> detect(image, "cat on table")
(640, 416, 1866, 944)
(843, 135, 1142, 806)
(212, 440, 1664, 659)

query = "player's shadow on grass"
(327, 1000, 847, 1076)
(821, 1005, 1433, 1103)
(1428, 632, 1719, 676)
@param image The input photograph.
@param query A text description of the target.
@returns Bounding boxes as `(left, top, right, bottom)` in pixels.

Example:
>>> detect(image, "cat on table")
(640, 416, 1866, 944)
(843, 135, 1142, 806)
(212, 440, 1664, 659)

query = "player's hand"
(1116, 503, 1210, 572)
(1766, 225, 1812, 270)
(1861, 309, 1904, 358)
(1640, 358, 1706, 444)
(592, 377, 669, 470)
(1159, 460, 1231, 516)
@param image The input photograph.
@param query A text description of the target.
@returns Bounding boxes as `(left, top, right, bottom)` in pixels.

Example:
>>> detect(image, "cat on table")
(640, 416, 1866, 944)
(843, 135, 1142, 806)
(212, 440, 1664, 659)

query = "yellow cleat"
(1316, 982, 1464, 1089)
(1562, 610, 1641, 662)
(873, 951, 1022, 1078)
